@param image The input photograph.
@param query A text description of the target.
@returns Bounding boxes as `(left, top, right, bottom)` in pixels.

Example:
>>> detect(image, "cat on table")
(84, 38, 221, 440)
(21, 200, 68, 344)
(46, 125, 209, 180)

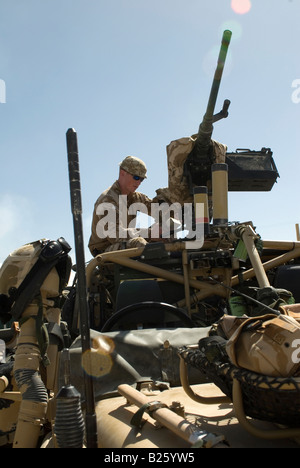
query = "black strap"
(130, 401, 168, 428)
(10, 256, 61, 320)
(9, 238, 71, 321)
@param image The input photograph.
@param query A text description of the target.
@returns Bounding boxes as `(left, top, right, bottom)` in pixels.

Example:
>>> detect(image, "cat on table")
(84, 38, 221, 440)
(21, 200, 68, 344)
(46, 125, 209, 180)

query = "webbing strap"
(9, 238, 71, 321)
(10, 256, 59, 321)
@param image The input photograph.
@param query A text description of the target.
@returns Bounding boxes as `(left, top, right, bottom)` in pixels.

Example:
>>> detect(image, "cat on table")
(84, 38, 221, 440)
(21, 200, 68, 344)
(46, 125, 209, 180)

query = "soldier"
(88, 156, 156, 257)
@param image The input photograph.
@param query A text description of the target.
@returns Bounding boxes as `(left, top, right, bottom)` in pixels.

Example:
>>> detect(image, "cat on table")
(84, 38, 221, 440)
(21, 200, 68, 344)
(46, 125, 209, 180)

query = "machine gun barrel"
(195, 30, 232, 158)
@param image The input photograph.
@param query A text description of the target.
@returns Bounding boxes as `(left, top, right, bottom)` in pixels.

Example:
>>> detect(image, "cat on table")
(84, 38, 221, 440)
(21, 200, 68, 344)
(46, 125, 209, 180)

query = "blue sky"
(0, 0, 300, 266)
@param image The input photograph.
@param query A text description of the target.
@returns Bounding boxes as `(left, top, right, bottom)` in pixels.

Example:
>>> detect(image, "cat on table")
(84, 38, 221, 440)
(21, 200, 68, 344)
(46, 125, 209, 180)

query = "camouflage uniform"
(155, 135, 227, 204)
(88, 156, 152, 256)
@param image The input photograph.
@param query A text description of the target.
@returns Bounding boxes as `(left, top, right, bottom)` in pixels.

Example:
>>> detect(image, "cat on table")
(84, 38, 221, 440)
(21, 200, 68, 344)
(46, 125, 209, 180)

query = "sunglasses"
(123, 169, 144, 182)
(132, 174, 144, 182)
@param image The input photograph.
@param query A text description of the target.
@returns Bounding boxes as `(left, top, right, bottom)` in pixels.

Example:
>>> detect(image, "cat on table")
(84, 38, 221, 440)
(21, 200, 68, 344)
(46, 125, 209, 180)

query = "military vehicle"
(1, 30, 300, 450)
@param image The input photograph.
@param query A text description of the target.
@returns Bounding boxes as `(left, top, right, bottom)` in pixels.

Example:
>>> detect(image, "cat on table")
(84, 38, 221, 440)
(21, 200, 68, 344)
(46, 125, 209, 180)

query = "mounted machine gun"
(183, 30, 279, 197)
(183, 30, 232, 190)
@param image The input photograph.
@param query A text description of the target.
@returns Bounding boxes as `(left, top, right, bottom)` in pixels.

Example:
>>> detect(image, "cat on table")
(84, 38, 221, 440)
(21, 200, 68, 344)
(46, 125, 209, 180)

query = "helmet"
(119, 156, 147, 179)
(0, 241, 43, 296)
(0, 238, 72, 323)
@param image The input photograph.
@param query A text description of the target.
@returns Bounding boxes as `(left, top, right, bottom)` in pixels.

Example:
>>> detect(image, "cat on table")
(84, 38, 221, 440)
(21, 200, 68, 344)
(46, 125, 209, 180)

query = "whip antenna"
(66, 127, 98, 448)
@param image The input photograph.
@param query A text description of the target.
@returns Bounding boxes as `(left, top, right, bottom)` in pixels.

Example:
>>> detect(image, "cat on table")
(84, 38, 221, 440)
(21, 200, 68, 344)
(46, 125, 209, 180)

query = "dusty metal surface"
(95, 383, 299, 449)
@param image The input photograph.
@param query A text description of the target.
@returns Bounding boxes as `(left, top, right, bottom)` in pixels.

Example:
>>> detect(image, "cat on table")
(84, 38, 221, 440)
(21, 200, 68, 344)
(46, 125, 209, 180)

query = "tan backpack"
(219, 313, 300, 377)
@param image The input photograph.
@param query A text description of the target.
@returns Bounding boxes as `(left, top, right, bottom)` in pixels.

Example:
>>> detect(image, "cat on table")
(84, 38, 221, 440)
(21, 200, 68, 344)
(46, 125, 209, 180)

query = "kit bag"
(279, 303, 300, 323)
(219, 313, 300, 377)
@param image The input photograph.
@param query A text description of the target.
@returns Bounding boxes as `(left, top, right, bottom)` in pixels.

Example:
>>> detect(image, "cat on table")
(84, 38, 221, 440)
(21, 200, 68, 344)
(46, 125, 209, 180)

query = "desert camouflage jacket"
(88, 180, 152, 254)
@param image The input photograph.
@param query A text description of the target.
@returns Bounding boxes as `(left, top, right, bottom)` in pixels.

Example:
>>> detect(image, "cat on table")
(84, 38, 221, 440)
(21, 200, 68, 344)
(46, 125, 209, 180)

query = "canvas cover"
(155, 135, 227, 205)
(220, 314, 300, 377)
(64, 327, 210, 400)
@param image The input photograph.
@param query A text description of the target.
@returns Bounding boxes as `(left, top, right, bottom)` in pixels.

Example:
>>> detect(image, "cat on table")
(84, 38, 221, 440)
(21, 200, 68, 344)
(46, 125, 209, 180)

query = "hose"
(14, 368, 48, 403)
